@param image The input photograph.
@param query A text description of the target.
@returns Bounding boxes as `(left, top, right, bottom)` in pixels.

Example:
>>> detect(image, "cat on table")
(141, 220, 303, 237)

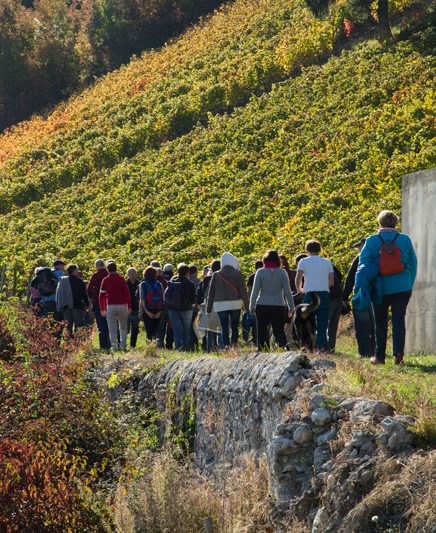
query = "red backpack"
(378, 233, 404, 276)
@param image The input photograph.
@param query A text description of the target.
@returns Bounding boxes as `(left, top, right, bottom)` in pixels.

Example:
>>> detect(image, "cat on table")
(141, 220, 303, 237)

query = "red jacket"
(87, 269, 108, 304)
(99, 273, 131, 313)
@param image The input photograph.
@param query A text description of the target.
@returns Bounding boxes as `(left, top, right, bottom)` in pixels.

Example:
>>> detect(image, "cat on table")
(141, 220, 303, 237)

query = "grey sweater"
(249, 267, 294, 314)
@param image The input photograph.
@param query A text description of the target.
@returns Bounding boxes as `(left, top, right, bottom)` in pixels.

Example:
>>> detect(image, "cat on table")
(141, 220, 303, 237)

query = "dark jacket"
(171, 276, 196, 311)
(197, 275, 212, 304)
(127, 279, 140, 313)
(70, 275, 89, 309)
(343, 256, 359, 301)
(206, 265, 249, 313)
(329, 266, 343, 300)
(87, 268, 108, 305)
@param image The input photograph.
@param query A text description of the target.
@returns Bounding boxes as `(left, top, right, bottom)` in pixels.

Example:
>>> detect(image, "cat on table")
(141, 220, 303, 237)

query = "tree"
(305, 0, 392, 40)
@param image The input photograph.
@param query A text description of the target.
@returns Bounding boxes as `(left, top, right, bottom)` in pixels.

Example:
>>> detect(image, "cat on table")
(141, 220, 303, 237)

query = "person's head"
(353, 238, 366, 253)
(262, 250, 281, 267)
(220, 252, 239, 270)
(279, 254, 290, 270)
(150, 260, 161, 269)
(295, 253, 307, 266)
(254, 260, 263, 271)
(95, 259, 105, 271)
(177, 263, 190, 278)
(163, 264, 174, 278)
(126, 267, 137, 282)
(377, 210, 398, 229)
(106, 259, 115, 267)
(143, 266, 157, 281)
(34, 266, 45, 276)
(53, 260, 65, 271)
(66, 264, 79, 276)
(211, 259, 221, 273)
(305, 240, 321, 255)
(107, 262, 117, 273)
(202, 265, 210, 278)
(189, 265, 198, 278)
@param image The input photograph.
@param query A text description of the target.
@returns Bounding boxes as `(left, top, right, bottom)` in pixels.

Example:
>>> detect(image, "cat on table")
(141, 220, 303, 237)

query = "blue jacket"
(354, 231, 417, 307)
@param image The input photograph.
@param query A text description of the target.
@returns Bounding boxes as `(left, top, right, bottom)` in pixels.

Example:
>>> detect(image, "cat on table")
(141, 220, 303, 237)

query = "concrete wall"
(402, 168, 436, 354)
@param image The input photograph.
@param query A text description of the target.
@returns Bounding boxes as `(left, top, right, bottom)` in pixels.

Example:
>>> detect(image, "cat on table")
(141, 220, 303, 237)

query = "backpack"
(36, 268, 58, 296)
(164, 281, 185, 310)
(378, 233, 405, 276)
(142, 280, 164, 311)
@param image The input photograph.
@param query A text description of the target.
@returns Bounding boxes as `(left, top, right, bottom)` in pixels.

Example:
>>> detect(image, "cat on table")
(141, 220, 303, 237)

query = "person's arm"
(238, 272, 249, 311)
(122, 279, 131, 310)
(99, 279, 107, 315)
(86, 274, 95, 299)
(343, 256, 359, 300)
(296, 270, 304, 294)
(206, 274, 216, 313)
(197, 280, 205, 304)
(188, 281, 196, 307)
(282, 270, 294, 313)
(80, 279, 89, 307)
(249, 270, 261, 315)
(328, 272, 335, 287)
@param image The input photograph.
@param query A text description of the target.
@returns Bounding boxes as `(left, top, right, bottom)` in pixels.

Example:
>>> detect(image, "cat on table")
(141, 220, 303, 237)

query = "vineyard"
(0, 0, 434, 285)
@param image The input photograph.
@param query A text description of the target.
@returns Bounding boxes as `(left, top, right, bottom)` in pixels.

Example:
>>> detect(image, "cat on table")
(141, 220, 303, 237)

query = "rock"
(272, 374, 300, 400)
(311, 506, 327, 533)
(275, 423, 294, 436)
(311, 359, 336, 370)
(387, 429, 413, 451)
(308, 384, 325, 394)
(311, 408, 332, 426)
(314, 446, 330, 470)
(293, 424, 313, 445)
(348, 430, 374, 449)
(352, 399, 394, 419)
(310, 394, 326, 408)
(317, 429, 337, 445)
(321, 459, 333, 471)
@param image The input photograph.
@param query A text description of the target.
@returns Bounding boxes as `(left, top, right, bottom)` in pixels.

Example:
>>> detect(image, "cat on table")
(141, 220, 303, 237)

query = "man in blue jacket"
(354, 210, 417, 365)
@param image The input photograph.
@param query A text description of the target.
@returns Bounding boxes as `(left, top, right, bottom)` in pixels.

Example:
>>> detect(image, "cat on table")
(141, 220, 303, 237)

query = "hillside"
(0, 0, 434, 283)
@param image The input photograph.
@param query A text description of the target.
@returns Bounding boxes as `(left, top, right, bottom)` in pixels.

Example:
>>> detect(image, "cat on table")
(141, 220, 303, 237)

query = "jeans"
(242, 312, 257, 345)
(93, 303, 110, 350)
(327, 298, 342, 351)
(255, 305, 287, 351)
(63, 308, 85, 337)
(303, 292, 330, 351)
(218, 309, 241, 348)
(353, 306, 375, 357)
(106, 304, 129, 351)
(169, 309, 193, 351)
(203, 331, 219, 352)
(373, 291, 412, 361)
(128, 313, 139, 347)
(156, 308, 174, 349)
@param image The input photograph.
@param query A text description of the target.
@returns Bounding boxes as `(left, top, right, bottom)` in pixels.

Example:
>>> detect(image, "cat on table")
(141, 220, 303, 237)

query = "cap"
(353, 238, 366, 247)
(53, 260, 65, 267)
(163, 263, 174, 272)
(95, 259, 105, 268)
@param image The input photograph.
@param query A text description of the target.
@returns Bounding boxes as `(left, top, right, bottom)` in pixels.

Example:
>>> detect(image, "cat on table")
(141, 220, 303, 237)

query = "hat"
(163, 263, 174, 272)
(353, 238, 366, 247)
(53, 260, 65, 267)
(95, 259, 105, 268)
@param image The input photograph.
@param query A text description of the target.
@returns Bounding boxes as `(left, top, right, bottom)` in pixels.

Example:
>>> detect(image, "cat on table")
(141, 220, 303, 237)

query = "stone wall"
(402, 168, 436, 354)
(137, 351, 417, 525)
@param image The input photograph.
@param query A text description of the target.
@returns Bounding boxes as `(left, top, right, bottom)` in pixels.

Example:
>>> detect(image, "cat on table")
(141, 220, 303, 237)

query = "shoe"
(370, 356, 385, 365)
(394, 354, 404, 365)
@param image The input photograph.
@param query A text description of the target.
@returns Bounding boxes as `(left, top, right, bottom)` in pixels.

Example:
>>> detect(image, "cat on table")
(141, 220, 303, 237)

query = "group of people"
(29, 210, 417, 365)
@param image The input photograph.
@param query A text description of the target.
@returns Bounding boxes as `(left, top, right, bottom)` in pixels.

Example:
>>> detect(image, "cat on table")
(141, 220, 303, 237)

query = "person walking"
(126, 268, 140, 349)
(242, 260, 263, 345)
(295, 240, 334, 352)
(354, 210, 417, 365)
(99, 262, 131, 352)
(206, 252, 249, 349)
(327, 264, 344, 352)
(156, 264, 174, 349)
(139, 267, 165, 341)
(197, 259, 222, 352)
(87, 259, 110, 351)
(249, 250, 294, 351)
(165, 263, 196, 351)
(56, 264, 89, 337)
(343, 239, 375, 357)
